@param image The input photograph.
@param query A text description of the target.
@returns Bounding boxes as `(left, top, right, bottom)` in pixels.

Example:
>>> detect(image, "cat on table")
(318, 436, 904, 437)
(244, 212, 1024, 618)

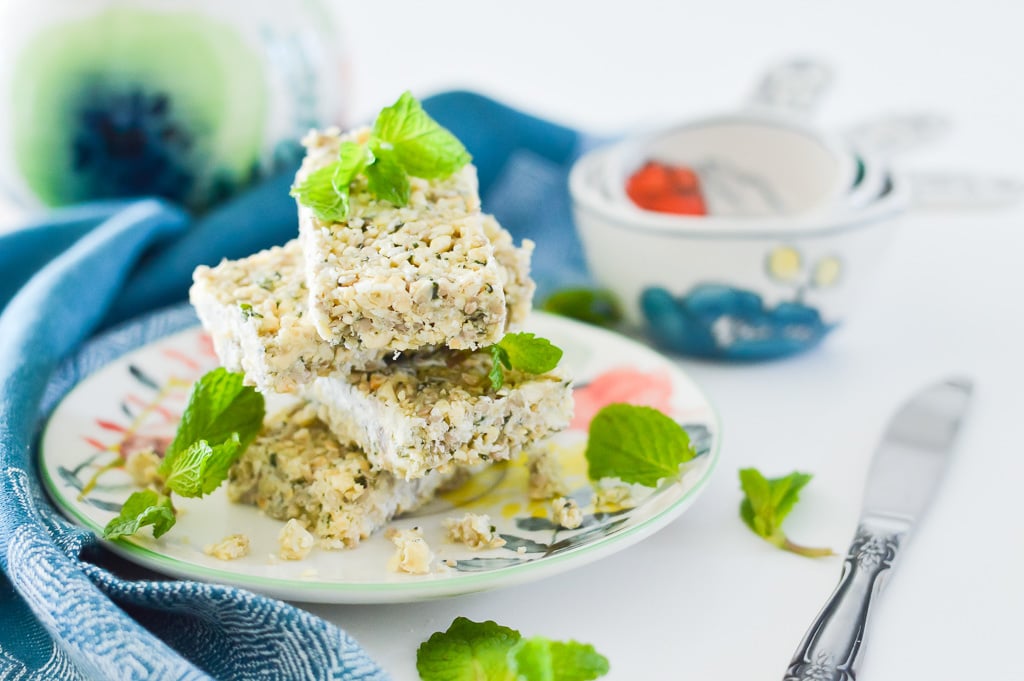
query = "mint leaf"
(585, 404, 695, 487)
(101, 369, 263, 542)
(541, 288, 622, 329)
(365, 142, 411, 206)
(290, 162, 348, 222)
(511, 638, 609, 681)
(486, 333, 563, 391)
(335, 140, 371, 192)
(160, 368, 264, 477)
(198, 436, 245, 495)
(292, 92, 470, 221)
(416, 617, 521, 681)
(497, 333, 563, 375)
(372, 91, 471, 179)
(289, 141, 369, 222)
(103, 489, 175, 540)
(163, 435, 243, 498)
(739, 468, 833, 558)
(416, 618, 610, 681)
(489, 345, 510, 391)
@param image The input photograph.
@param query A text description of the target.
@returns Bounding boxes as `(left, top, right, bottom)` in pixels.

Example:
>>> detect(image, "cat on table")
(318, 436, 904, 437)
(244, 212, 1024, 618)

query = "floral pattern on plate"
(40, 306, 719, 603)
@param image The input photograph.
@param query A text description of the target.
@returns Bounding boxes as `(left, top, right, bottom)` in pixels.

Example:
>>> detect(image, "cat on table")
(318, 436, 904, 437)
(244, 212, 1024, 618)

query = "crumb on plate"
(527, 447, 568, 500)
(593, 479, 635, 513)
(552, 496, 583, 530)
(443, 512, 506, 550)
(278, 519, 315, 561)
(386, 527, 433, 575)
(203, 534, 251, 561)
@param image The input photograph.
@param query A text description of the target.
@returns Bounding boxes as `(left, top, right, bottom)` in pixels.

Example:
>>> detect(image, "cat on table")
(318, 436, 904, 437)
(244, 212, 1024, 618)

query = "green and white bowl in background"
(0, 0, 349, 211)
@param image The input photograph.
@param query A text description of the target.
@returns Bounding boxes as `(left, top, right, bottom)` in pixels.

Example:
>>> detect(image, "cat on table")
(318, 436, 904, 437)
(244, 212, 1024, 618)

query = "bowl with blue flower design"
(568, 145, 910, 360)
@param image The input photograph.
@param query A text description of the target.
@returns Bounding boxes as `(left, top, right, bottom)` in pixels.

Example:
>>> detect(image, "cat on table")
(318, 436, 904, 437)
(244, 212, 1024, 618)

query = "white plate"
(40, 308, 720, 603)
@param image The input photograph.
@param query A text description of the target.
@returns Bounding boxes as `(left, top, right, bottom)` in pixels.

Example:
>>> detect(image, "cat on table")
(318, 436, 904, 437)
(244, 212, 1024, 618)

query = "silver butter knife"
(783, 377, 973, 681)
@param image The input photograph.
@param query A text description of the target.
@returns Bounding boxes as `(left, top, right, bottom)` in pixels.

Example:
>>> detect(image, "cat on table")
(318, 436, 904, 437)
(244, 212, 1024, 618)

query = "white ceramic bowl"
(603, 112, 857, 218)
(570, 146, 909, 360)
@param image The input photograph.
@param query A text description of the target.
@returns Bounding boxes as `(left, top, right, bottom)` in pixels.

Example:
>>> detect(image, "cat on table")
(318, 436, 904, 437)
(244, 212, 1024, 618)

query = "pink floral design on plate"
(570, 367, 674, 431)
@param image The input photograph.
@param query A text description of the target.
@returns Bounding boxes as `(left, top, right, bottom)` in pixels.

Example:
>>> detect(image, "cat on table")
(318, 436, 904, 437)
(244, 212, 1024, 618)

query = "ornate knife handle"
(783, 518, 907, 681)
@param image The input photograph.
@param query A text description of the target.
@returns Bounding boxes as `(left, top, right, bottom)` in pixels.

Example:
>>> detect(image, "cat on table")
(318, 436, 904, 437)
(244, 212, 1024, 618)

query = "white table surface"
(7, 1, 1021, 678)
(305, 2, 1023, 679)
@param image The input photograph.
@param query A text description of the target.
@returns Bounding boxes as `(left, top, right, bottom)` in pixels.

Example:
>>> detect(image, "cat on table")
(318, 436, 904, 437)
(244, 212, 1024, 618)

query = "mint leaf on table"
(738, 468, 833, 558)
(487, 332, 564, 391)
(585, 404, 695, 487)
(104, 369, 264, 541)
(417, 617, 521, 681)
(416, 617, 610, 681)
(103, 489, 175, 540)
(541, 288, 623, 329)
(372, 90, 472, 179)
(292, 91, 471, 222)
(511, 638, 610, 681)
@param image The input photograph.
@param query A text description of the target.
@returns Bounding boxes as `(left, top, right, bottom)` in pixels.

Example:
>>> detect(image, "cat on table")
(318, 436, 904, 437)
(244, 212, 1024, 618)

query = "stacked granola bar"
(190, 127, 573, 550)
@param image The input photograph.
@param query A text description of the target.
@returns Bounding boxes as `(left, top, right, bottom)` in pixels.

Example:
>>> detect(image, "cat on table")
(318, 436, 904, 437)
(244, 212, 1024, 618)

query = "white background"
(312, 2, 1023, 680)
(7, 1, 1023, 679)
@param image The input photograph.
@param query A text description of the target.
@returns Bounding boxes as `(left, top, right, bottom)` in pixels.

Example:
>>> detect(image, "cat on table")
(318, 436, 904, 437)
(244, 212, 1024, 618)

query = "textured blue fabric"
(0, 91, 592, 680)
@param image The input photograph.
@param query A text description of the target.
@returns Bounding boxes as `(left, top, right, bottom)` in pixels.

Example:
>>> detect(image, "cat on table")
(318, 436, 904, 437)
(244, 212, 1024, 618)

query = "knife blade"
(783, 377, 973, 681)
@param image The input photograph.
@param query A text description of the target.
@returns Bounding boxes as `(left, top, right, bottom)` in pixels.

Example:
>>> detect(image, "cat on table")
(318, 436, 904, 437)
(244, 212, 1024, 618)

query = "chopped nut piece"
(527, 447, 569, 500)
(124, 449, 162, 487)
(444, 513, 506, 550)
(552, 497, 583, 530)
(203, 534, 251, 561)
(278, 519, 315, 561)
(386, 527, 433, 575)
(593, 480, 635, 513)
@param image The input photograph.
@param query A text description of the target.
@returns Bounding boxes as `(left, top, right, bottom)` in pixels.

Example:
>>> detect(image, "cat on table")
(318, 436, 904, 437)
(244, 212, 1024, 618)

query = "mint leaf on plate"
(160, 367, 264, 478)
(103, 489, 175, 540)
(103, 369, 264, 542)
(163, 435, 243, 498)
(739, 468, 833, 558)
(372, 91, 472, 179)
(585, 403, 695, 487)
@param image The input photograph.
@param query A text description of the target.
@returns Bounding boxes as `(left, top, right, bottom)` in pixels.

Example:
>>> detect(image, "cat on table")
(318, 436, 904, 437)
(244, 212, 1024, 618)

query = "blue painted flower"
(641, 284, 834, 360)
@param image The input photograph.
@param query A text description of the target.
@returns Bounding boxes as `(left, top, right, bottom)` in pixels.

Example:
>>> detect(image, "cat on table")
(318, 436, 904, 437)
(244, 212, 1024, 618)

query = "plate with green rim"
(40, 305, 720, 604)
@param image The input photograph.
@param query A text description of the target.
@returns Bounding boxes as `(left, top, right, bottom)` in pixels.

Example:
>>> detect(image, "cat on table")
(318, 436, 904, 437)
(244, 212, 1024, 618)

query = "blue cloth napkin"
(0, 91, 595, 680)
